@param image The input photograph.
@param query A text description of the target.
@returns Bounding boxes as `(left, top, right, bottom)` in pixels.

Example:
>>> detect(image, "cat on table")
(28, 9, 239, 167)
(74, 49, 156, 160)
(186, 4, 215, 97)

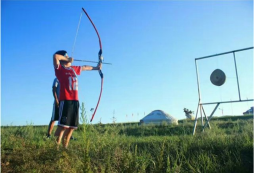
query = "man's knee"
(55, 126, 66, 136)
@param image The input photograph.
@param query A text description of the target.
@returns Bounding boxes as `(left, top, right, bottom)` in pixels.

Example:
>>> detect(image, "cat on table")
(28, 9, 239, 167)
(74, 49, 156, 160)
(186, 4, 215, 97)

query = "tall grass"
(1, 118, 253, 172)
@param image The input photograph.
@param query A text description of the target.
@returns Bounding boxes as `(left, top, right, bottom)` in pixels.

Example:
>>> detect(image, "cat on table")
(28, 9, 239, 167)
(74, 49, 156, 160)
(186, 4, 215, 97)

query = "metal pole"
(193, 59, 202, 135)
(200, 104, 203, 127)
(195, 47, 253, 60)
(195, 60, 202, 102)
(203, 103, 220, 131)
(201, 99, 253, 105)
(201, 105, 211, 129)
(192, 101, 200, 135)
(233, 52, 241, 101)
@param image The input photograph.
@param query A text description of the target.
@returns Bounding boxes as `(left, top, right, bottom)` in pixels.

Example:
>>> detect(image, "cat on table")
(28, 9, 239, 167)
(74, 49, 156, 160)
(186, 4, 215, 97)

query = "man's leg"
(47, 120, 55, 137)
(55, 126, 66, 146)
(48, 102, 59, 137)
(62, 128, 75, 149)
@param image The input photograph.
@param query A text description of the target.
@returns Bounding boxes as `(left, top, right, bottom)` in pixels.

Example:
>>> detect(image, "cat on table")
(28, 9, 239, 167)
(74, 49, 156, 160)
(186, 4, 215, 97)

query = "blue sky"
(1, 1, 253, 126)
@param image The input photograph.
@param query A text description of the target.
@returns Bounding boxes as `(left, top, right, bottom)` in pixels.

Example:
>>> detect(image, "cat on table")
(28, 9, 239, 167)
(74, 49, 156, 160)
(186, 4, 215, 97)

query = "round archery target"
(210, 69, 226, 86)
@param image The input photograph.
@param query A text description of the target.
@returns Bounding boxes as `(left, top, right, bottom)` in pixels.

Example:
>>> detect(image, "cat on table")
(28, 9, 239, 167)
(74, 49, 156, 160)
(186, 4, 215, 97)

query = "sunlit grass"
(1, 118, 253, 172)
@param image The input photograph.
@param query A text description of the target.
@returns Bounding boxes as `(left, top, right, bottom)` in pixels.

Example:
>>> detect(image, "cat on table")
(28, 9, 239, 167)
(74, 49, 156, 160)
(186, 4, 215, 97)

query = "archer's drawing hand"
(68, 57, 74, 63)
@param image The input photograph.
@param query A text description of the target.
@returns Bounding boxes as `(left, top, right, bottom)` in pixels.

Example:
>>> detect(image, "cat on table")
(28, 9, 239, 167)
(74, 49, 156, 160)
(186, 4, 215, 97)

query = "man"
(53, 50, 102, 149)
(46, 78, 60, 138)
(46, 78, 75, 139)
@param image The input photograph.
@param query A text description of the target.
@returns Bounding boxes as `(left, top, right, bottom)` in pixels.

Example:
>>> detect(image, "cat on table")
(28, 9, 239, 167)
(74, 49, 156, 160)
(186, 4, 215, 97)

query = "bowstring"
(71, 12, 83, 58)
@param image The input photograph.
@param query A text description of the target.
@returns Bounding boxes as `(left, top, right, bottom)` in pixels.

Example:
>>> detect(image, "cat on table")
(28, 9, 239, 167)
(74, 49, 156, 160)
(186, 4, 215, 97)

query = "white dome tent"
(140, 110, 178, 125)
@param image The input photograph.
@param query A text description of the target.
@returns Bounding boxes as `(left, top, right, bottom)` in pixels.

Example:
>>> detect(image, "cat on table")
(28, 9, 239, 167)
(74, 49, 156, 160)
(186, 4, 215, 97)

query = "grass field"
(1, 115, 253, 173)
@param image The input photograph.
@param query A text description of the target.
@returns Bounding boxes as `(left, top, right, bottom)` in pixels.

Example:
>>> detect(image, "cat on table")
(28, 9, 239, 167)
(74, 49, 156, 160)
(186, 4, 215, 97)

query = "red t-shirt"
(55, 64, 82, 101)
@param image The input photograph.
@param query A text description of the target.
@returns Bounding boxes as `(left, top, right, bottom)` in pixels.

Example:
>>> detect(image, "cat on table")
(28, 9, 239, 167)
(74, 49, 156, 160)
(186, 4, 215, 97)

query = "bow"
(82, 8, 103, 122)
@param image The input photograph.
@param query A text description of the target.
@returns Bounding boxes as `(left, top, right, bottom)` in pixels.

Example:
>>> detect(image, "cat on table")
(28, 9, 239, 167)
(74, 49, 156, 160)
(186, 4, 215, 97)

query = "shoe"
(46, 134, 51, 139)
(70, 136, 76, 140)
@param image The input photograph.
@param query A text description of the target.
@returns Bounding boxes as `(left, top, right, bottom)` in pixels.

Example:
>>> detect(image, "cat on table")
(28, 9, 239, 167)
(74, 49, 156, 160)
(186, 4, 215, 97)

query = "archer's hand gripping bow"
(82, 8, 104, 122)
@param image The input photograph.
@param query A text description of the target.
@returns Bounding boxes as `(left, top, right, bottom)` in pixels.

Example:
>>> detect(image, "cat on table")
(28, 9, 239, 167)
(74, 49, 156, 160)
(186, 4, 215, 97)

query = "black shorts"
(58, 100, 79, 129)
(51, 103, 59, 121)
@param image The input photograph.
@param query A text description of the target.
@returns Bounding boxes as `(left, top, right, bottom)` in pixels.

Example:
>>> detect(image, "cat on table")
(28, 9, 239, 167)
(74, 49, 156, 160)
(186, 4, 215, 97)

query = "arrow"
(74, 59, 112, 65)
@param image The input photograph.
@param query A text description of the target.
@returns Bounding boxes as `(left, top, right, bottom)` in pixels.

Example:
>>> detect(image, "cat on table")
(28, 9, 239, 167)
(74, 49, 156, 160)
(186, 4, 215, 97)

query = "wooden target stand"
(192, 47, 254, 135)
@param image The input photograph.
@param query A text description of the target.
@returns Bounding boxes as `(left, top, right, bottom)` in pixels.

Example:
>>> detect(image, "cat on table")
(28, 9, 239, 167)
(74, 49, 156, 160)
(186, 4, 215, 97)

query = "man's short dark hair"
(55, 50, 67, 56)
